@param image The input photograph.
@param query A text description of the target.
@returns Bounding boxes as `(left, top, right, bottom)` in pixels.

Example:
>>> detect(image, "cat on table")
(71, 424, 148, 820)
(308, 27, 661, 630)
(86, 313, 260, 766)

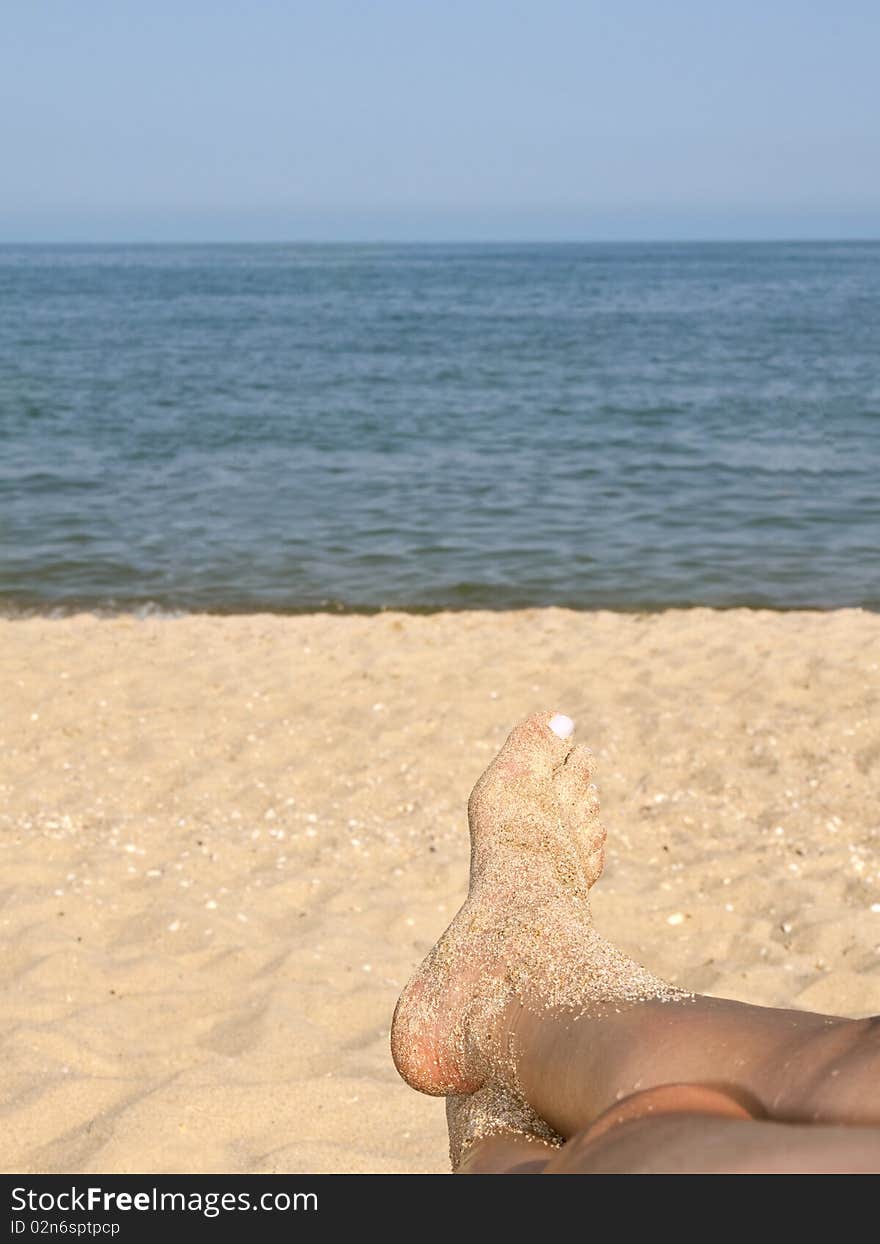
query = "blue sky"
(2, 1, 878, 241)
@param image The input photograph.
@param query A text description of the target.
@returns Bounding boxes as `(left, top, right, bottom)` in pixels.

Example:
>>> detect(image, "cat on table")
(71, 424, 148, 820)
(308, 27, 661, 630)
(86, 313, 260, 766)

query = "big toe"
(492, 711, 576, 782)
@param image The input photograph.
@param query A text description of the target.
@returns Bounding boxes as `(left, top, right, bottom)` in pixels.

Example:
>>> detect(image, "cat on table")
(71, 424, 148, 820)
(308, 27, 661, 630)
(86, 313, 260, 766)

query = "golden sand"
(1, 608, 879, 1172)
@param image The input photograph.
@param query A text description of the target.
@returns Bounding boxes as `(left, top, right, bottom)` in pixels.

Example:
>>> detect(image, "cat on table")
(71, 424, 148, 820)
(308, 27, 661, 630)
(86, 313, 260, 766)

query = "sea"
(1, 241, 878, 614)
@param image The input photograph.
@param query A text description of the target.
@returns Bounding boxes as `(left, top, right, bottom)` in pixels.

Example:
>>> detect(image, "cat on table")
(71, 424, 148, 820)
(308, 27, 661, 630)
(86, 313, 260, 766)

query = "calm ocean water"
(1, 242, 878, 613)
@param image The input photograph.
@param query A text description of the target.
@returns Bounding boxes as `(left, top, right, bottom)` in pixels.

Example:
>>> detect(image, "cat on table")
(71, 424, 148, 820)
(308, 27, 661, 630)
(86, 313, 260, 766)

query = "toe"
(559, 743, 596, 787)
(555, 768, 602, 829)
(494, 711, 576, 779)
(553, 745, 598, 809)
(554, 746, 603, 848)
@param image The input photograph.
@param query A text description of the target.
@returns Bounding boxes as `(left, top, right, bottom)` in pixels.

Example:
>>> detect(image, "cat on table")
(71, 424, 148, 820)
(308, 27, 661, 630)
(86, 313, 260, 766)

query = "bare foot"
(446, 1084, 561, 1171)
(391, 711, 682, 1100)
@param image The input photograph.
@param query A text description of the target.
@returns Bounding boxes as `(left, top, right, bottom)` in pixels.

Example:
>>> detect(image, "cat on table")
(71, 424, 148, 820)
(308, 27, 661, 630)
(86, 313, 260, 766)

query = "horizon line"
(3, 235, 880, 247)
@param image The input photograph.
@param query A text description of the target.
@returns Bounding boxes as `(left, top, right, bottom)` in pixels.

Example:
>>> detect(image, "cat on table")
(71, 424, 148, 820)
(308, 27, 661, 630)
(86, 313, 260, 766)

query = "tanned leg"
(392, 712, 880, 1164)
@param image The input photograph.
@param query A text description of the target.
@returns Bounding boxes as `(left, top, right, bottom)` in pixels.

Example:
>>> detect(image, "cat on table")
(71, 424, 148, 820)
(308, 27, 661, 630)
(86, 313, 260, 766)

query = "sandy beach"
(1, 607, 879, 1174)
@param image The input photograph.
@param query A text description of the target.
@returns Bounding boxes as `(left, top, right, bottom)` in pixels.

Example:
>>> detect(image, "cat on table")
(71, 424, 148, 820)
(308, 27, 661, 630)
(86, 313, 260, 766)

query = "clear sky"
(2, 0, 878, 241)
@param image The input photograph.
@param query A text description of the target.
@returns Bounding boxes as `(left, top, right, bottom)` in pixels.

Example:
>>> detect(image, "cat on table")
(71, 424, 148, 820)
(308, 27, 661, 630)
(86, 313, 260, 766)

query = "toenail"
(548, 713, 575, 739)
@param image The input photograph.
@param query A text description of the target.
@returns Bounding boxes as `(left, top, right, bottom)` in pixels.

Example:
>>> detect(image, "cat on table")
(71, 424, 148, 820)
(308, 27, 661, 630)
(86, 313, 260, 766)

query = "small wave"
(0, 599, 189, 621)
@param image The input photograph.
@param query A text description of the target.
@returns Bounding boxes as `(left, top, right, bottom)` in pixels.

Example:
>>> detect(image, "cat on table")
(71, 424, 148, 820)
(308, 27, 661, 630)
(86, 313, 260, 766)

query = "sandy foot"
(391, 711, 682, 1106)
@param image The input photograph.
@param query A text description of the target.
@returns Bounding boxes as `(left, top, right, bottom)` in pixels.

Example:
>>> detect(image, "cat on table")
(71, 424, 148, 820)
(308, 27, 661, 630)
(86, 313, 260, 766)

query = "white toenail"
(548, 713, 575, 739)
